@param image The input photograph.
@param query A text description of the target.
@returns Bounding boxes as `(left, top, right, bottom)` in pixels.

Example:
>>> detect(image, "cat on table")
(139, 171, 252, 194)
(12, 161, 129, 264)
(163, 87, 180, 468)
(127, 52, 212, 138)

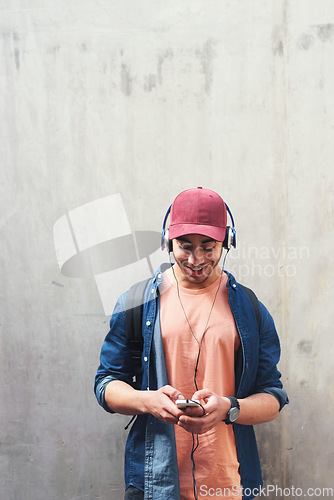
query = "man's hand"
(144, 385, 187, 424)
(177, 389, 231, 434)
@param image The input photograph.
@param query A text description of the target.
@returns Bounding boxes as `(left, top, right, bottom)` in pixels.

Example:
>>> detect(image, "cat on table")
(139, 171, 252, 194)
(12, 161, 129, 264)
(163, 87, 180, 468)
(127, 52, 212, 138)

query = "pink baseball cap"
(169, 187, 227, 242)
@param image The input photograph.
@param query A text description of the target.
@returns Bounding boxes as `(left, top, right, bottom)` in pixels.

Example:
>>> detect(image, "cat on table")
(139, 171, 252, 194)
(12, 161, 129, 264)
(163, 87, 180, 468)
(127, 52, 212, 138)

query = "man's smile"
(183, 263, 210, 276)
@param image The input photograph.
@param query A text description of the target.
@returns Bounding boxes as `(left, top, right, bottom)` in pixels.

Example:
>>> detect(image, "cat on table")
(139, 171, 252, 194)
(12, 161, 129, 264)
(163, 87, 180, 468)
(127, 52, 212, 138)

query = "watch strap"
(226, 397, 240, 410)
(223, 397, 240, 424)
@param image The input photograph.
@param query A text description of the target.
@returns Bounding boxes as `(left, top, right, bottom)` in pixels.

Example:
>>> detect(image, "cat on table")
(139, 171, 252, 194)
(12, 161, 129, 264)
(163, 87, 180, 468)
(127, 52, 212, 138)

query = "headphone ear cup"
(161, 204, 172, 252)
(223, 227, 232, 249)
(161, 232, 166, 251)
(231, 227, 236, 248)
(165, 228, 172, 253)
(224, 203, 236, 250)
(161, 227, 172, 253)
(168, 236, 173, 253)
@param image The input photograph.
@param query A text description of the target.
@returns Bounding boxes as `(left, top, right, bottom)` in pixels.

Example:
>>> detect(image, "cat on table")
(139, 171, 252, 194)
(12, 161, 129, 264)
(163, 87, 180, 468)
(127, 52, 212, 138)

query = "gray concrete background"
(1, 1, 333, 499)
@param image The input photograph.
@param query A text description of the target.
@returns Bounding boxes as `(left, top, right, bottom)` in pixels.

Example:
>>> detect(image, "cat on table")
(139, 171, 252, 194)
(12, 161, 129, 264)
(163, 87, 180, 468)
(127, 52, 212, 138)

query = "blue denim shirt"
(95, 265, 289, 500)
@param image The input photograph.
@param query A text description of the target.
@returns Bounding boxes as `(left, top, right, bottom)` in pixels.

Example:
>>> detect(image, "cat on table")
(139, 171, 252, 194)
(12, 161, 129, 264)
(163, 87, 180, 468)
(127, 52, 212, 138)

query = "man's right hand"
(105, 381, 186, 424)
(143, 385, 185, 424)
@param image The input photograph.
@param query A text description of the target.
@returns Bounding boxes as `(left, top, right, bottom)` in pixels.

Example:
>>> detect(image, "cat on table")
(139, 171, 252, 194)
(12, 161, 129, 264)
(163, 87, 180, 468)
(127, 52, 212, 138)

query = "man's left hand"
(177, 389, 232, 434)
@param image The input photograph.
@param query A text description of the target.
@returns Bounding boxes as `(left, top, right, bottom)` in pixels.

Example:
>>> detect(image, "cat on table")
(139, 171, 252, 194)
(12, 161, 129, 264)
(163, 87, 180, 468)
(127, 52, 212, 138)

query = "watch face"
(229, 407, 239, 423)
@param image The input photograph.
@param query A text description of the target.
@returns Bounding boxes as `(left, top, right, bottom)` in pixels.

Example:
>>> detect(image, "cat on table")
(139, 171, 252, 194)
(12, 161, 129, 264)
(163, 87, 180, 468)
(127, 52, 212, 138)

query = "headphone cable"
(170, 248, 230, 500)
(172, 249, 230, 392)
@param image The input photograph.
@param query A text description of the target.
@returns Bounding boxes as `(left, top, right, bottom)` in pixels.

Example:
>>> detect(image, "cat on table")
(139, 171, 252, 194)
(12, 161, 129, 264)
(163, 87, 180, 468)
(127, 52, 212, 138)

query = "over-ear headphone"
(161, 202, 236, 252)
(223, 203, 237, 250)
(161, 204, 173, 253)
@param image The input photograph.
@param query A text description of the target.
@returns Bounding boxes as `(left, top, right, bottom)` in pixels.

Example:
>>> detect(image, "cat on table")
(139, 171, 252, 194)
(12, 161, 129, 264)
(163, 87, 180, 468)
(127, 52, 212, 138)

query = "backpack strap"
(125, 278, 151, 388)
(240, 284, 261, 331)
(234, 284, 261, 393)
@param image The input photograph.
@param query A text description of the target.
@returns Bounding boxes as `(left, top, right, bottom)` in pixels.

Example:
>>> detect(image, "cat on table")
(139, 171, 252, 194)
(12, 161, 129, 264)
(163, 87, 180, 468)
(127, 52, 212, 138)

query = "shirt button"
(146, 321, 151, 326)
(157, 273, 162, 279)
(151, 288, 155, 294)
(232, 284, 237, 289)
(144, 357, 148, 362)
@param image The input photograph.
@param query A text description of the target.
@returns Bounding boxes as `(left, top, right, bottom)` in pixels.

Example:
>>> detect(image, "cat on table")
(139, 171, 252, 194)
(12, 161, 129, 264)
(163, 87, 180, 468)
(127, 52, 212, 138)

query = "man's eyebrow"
(201, 238, 216, 244)
(176, 237, 191, 243)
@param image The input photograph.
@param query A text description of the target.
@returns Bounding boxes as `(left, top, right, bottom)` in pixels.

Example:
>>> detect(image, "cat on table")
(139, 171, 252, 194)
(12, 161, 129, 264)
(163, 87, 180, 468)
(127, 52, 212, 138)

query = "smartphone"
(175, 398, 200, 409)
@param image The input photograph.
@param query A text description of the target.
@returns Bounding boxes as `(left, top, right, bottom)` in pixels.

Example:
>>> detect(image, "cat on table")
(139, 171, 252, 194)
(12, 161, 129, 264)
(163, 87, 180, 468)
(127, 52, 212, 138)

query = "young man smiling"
(95, 187, 288, 500)
(171, 233, 223, 287)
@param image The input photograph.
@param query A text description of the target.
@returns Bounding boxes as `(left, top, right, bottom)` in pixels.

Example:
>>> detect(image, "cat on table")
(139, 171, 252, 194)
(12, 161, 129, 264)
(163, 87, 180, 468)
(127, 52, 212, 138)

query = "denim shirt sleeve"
(94, 292, 134, 413)
(255, 301, 289, 411)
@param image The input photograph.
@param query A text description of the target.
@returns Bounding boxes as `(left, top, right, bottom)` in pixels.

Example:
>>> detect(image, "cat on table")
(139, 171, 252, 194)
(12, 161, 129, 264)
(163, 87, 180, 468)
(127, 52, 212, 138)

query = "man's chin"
(184, 274, 208, 282)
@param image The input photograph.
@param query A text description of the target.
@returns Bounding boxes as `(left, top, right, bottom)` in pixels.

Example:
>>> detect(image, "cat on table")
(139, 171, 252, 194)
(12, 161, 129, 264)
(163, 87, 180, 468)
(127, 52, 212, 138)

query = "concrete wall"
(1, 1, 333, 499)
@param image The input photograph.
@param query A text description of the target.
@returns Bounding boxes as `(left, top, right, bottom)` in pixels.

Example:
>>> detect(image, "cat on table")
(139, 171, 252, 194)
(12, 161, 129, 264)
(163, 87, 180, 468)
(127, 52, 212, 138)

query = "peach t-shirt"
(160, 268, 242, 500)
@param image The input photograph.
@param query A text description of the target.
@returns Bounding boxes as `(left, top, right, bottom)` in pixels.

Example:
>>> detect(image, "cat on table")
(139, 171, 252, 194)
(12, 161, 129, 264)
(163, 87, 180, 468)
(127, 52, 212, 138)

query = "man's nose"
(188, 248, 204, 265)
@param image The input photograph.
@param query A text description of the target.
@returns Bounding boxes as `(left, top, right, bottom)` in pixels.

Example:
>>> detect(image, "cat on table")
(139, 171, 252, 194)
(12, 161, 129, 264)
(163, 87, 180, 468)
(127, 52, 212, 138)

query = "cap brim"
(169, 224, 226, 242)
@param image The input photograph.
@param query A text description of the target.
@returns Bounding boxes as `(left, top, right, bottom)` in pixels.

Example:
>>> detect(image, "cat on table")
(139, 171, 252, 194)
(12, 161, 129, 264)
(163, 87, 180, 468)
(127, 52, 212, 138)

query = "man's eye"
(202, 247, 215, 252)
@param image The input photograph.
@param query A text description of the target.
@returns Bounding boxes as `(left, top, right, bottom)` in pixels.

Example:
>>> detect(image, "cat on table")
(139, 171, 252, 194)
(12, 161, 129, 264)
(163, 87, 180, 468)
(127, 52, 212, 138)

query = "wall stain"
(298, 33, 315, 51)
(47, 45, 60, 55)
(196, 39, 217, 95)
(142, 49, 173, 92)
(273, 26, 284, 57)
(14, 48, 20, 70)
(297, 340, 313, 356)
(298, 24, 334, 50)
(13, 32, 20, 70)
(120, 63, 133, 96)
(157, 48, 173, 85)
(276, 40, 284, 57)
(51, 281, 64, 288)
(316, 23, 334, 42)
(144, 73, 157, 92)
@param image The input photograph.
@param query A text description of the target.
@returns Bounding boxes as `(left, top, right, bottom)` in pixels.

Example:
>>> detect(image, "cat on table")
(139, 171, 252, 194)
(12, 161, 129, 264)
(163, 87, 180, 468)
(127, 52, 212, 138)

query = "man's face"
(172, 234, 223, 288)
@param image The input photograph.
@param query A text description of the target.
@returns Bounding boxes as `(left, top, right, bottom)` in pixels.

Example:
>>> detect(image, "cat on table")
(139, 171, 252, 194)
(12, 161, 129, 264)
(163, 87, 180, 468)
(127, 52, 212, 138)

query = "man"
(95, 187, 288, 500)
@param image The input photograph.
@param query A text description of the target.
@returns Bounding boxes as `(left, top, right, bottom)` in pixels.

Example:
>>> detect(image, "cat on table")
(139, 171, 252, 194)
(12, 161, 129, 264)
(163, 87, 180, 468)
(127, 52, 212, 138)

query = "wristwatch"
(223, 397, 240, 425)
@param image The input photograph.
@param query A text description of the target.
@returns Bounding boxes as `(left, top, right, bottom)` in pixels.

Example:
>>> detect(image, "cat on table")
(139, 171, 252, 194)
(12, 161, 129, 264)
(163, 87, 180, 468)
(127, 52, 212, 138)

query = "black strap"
(125, 278, 151, 388)
(240, 284, 261, 331)
(126, 278, 151, 359)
